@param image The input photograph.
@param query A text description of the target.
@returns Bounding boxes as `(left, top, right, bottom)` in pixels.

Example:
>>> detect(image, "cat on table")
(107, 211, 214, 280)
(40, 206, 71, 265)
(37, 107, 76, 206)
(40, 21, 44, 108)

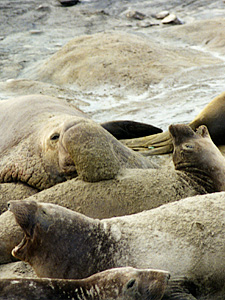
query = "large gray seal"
(8, 194, 225, 299)
(123, 91, 225, 154)
(0, 267, 169, 300)
(0, 94, 155, 192)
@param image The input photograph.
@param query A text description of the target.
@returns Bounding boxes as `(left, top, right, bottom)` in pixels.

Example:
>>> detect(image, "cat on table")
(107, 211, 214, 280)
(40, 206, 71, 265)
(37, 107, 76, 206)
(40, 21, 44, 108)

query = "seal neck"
(175, 163, 224, 193)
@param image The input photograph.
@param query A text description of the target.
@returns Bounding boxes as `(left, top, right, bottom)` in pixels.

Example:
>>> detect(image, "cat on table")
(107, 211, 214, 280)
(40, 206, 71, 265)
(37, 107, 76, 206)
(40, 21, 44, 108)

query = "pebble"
(153, 10, 169, 20)
(36, 5, 51, 12)
(161, 13, 183, 25)
(137, 21, 159, 28)
(58, 0, 80, 6)
(29, 30, 43, 35)
(126, 10, 146, 20)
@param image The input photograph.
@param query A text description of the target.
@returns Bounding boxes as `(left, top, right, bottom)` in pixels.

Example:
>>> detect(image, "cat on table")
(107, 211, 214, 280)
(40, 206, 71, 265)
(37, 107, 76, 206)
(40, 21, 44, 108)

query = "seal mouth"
(11, 235, 29, 258)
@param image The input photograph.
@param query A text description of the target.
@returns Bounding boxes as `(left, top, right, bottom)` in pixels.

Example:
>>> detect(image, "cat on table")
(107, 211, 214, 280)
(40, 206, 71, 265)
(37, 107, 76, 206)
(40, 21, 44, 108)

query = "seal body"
(0, 267, 169, 300)
(9, 194, 225, 299)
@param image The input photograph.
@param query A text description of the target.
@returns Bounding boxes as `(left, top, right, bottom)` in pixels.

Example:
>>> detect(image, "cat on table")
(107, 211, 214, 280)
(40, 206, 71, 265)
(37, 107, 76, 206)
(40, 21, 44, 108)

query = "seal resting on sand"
(0, 94, 156, 192)
(1, 123, 225, 217)
(8, 194, 225, 300)
(123, 91, 225, 154)
(0, 267, 169, 300)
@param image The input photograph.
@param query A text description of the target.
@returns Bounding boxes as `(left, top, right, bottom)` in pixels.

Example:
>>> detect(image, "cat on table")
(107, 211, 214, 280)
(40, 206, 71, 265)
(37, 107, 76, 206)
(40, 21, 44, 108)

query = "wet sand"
(0, 0, 225, 128)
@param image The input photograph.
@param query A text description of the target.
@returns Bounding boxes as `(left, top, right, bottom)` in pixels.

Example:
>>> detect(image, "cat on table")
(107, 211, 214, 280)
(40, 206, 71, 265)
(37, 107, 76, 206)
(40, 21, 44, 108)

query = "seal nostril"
(126, 278, 136, 289)
(7, 202, 11, 210)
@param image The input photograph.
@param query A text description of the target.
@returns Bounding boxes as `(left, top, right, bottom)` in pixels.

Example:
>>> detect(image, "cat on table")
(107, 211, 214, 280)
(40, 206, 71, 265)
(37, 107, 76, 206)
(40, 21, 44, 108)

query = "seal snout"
(169, 124, 196, 146)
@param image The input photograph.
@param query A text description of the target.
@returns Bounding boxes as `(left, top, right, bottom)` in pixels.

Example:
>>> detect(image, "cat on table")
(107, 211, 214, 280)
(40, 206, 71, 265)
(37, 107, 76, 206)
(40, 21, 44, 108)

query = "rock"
(126, 10, 146, 20)
(58, 0, 79, 6)
(161, 13, 183, 25)
(153, 10, 169, 20)
(137, 21, 159, 28)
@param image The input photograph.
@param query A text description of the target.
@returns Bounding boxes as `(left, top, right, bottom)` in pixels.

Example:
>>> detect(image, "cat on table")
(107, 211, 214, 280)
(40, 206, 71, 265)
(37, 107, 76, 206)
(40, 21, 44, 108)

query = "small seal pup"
(122, 91, 225, 154)
(9, 193, 225, 299)
(0, 267, 169, 300)
(170, 124, 225, 191)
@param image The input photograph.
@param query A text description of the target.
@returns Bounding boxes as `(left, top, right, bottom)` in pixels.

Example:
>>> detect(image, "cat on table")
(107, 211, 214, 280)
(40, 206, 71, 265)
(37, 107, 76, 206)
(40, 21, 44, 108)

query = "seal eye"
(50, 133, 60, 141)
(183, 143, 194, 150)
(126, 279, 136, 289)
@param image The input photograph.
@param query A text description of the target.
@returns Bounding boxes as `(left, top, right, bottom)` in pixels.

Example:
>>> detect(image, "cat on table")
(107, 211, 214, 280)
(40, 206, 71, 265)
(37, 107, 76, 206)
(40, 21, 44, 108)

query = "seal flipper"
(121, 130, 173, 154)
(101, 120, 162, 140)
(162, 277, 198, 300)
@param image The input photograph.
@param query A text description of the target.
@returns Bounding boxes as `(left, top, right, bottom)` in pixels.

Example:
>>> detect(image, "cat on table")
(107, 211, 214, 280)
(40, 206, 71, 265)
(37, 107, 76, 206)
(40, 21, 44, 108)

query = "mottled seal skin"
(122, 91, 225, 154)
(0, 94, 155, 191)
(9, 195, 225, 300)
(0, 267, 169, 300)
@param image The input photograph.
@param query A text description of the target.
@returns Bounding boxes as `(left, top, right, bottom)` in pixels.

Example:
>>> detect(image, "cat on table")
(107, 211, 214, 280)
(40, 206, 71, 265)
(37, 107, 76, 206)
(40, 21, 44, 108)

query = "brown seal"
(8, 194, 225, 299)
(122, 91, 225, 154)
(0, 267, 169, 300)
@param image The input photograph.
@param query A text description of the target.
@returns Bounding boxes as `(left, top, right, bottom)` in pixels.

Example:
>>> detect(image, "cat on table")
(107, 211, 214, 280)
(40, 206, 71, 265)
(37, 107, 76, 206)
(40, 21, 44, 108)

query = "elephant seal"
(0, 267, 169, 300)
(122, 91, 225, 154)
(0, 94, 155, 191)
(9, 194, 225, 299)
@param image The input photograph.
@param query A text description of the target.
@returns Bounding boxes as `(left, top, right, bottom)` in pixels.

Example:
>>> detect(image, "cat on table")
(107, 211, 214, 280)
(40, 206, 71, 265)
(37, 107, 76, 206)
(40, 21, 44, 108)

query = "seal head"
(169, 124, 225, 192)
(0, 267, 169, 300)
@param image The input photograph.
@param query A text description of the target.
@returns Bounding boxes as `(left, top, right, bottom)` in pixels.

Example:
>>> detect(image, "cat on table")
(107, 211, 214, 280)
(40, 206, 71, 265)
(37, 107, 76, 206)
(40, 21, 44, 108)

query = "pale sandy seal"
(0, 267, 169, 300)
(9, 194, 225, 299)
(0, 94, 156, 191)
(123, 91, 225, 154)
